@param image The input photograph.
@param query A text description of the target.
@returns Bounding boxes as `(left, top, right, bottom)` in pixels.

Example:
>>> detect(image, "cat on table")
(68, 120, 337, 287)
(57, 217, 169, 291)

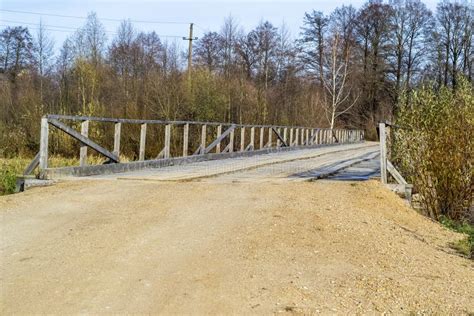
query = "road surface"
(1, 143, 473, 314)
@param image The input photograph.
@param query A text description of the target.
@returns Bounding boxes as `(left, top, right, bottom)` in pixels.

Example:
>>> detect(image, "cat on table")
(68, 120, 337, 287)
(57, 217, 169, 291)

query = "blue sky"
(1, 0, 439, 52)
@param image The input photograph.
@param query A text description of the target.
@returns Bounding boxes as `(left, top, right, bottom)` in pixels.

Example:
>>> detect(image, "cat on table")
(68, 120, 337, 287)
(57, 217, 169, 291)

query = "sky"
(1, 0, 439, 52)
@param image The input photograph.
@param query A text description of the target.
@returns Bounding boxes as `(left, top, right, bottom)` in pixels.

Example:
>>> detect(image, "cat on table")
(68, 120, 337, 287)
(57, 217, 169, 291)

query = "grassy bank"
(440, 216, 474, 259)
(0, 157, 81, 195)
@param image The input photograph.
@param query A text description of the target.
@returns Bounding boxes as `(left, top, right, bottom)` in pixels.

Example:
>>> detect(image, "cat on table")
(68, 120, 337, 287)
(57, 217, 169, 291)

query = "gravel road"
(1, 146, 473, 314)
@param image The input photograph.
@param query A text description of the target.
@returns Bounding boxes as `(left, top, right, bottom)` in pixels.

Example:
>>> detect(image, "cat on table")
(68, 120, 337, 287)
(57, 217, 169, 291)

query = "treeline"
(0, 0, 472, 157)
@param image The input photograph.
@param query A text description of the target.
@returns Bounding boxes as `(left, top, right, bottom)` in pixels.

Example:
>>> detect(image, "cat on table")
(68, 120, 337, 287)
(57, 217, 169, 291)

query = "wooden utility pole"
(183, 23, 197, 80)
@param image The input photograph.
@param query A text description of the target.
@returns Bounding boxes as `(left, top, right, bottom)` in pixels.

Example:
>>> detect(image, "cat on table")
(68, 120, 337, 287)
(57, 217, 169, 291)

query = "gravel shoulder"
(0, 176, 473, 314)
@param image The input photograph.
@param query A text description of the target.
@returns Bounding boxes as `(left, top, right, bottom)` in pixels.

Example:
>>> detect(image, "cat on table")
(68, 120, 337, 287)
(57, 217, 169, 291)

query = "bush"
(392, 79, 473, 222)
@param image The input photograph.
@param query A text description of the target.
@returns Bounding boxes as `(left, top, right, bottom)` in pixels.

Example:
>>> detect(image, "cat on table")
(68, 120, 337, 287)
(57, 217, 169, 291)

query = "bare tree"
(34, 20, 54, 103)
(321, 33, 359, 139)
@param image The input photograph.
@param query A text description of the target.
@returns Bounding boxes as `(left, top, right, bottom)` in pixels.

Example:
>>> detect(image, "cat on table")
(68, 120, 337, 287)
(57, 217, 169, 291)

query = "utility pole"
(183, 23, 197, 80)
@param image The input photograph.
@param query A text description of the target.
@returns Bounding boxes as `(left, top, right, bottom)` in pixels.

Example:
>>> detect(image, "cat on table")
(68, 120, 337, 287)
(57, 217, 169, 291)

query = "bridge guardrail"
(26, 114, 365, 179)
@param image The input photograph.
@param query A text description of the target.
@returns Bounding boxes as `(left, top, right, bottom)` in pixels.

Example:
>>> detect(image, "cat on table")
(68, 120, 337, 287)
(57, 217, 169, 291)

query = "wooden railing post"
(183, 123, 189, 157)
(267, 127, 272, 148)
(259, 127, 265, 149)
(200, 124, 207, 154)
(229, 128, 234, 153)
(139, 123, 147, 161)
(164, 124, 171, 159)
(80, 120, 89, 166)
(250, 127, 255, 150)
(289, 128, 294, 146)
(283, 127, 288, 146)
(113, 122, 121, 157)
(216, 125, 222, 153)
(379, 122, 387, 184)
(276, 128, 281, 147)
(240, 127, 245, 151)
(39, 117, 49, 177)
(306, 129, 309, 146)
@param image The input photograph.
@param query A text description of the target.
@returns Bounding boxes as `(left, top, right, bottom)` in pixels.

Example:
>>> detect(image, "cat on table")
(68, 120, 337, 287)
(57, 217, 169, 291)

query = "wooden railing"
(26, 114, 365, 179)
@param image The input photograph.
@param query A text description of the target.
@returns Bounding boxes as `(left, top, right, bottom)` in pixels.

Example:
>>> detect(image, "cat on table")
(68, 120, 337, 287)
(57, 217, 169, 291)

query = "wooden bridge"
(24, 114, 367, 180)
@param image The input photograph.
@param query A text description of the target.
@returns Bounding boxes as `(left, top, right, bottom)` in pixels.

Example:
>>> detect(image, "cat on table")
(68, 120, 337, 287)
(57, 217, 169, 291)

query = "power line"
(0, 8, 191, 25)
(0, 20, 185, 38)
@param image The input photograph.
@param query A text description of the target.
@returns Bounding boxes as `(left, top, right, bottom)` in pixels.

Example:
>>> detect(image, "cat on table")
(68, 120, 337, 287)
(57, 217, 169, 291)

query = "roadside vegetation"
(392, 79, 473, 258)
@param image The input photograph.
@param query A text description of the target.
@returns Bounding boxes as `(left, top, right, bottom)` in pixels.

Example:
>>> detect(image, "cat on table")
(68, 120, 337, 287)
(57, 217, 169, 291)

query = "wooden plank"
(289, 128, 294, 146)
(229, 128, 234, 153)
(39, 117, 49, 172)
(259, 127, 265, 149)
(113, 122, 121, 157)
(23, 152, 40, 175)
(387, 160, 408, 185)
(283, 127, 288, 145)
(216, 125, 222, 153)
(306, 129, 309, 145)
(48, 118, 119, 163)
(379, 122, 387, 184)
(183, 123, 189, 157)
(276, 128, 281, 147)
(80, 120, 89, 166)
(164, 124, 171, 159)
(204, 125, 236, 154)
(267, 127, 272, 147)
(240, 127, 245, 151)
(139, 123, 147, 161)
(200, 124, 207, 154)
(250, 127, 255, 150)
(271, 127, 288, 147)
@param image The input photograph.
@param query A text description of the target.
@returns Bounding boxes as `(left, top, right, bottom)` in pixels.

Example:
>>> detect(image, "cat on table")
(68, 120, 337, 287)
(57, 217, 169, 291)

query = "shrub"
(392, 79, 473, 222)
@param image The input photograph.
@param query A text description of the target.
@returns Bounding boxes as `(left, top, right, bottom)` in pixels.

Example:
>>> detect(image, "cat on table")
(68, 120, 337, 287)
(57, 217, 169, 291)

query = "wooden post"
(200, 124, 207, 154)
(183, 123, 189, 157)
(379, 122, 387, 184)
(289, 128, 294, 146)
(80, 120, 89, 166)
(39, 117, 49, 176)
(267, 127, 272, 147)
(139, 123, 147, 161)
(300, 128, 304, 145)
(113, 122, 121, 157)
(229, 128, 234, 153)
(240, 127, 245, 151)
(259, 127, 265, 149)
(283, 128, 288, 145)
(277, 128, 281, 147)
(164, 124, 171, 158)
(216, 125, 222, 153)
(250, 127, 255, 150)
(306, 129, 309, 146)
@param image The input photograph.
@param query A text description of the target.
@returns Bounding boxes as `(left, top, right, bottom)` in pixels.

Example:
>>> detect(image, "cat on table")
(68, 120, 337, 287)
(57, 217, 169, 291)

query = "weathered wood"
(204, 125, 236, 154)
(24, 152, 40, 175)
(164, 124, 171, 159)
(295, 128, 299, 146)
(216, 125, 222, 153)
(113, 122, 121, 157)
(289, 128, 294, 146)
(306, 129, 309, 145)
(80, 120, 89, 166)
(276, 128, 281, 147)
(48, 118, 119, 163)
(259, 127, 265, 149)
(250, 127, 255, 150)
(379, 122, 387, 184)
(387, 160, 408, 185)
(240, 127, 245, 151)
(283, 127, 288, 145)
(200, 124, 207, 154)
(271, 127, 288, 147)
(229, 129, 234, 153)
(39, 117, 49, 173)
(183, 123, 189, 157)
(267, 127, 273, 147)
(139, 123, 147, 161)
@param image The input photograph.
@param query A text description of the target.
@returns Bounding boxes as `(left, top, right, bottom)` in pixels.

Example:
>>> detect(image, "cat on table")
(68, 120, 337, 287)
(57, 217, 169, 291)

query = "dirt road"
(1, 149, 473, 314)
